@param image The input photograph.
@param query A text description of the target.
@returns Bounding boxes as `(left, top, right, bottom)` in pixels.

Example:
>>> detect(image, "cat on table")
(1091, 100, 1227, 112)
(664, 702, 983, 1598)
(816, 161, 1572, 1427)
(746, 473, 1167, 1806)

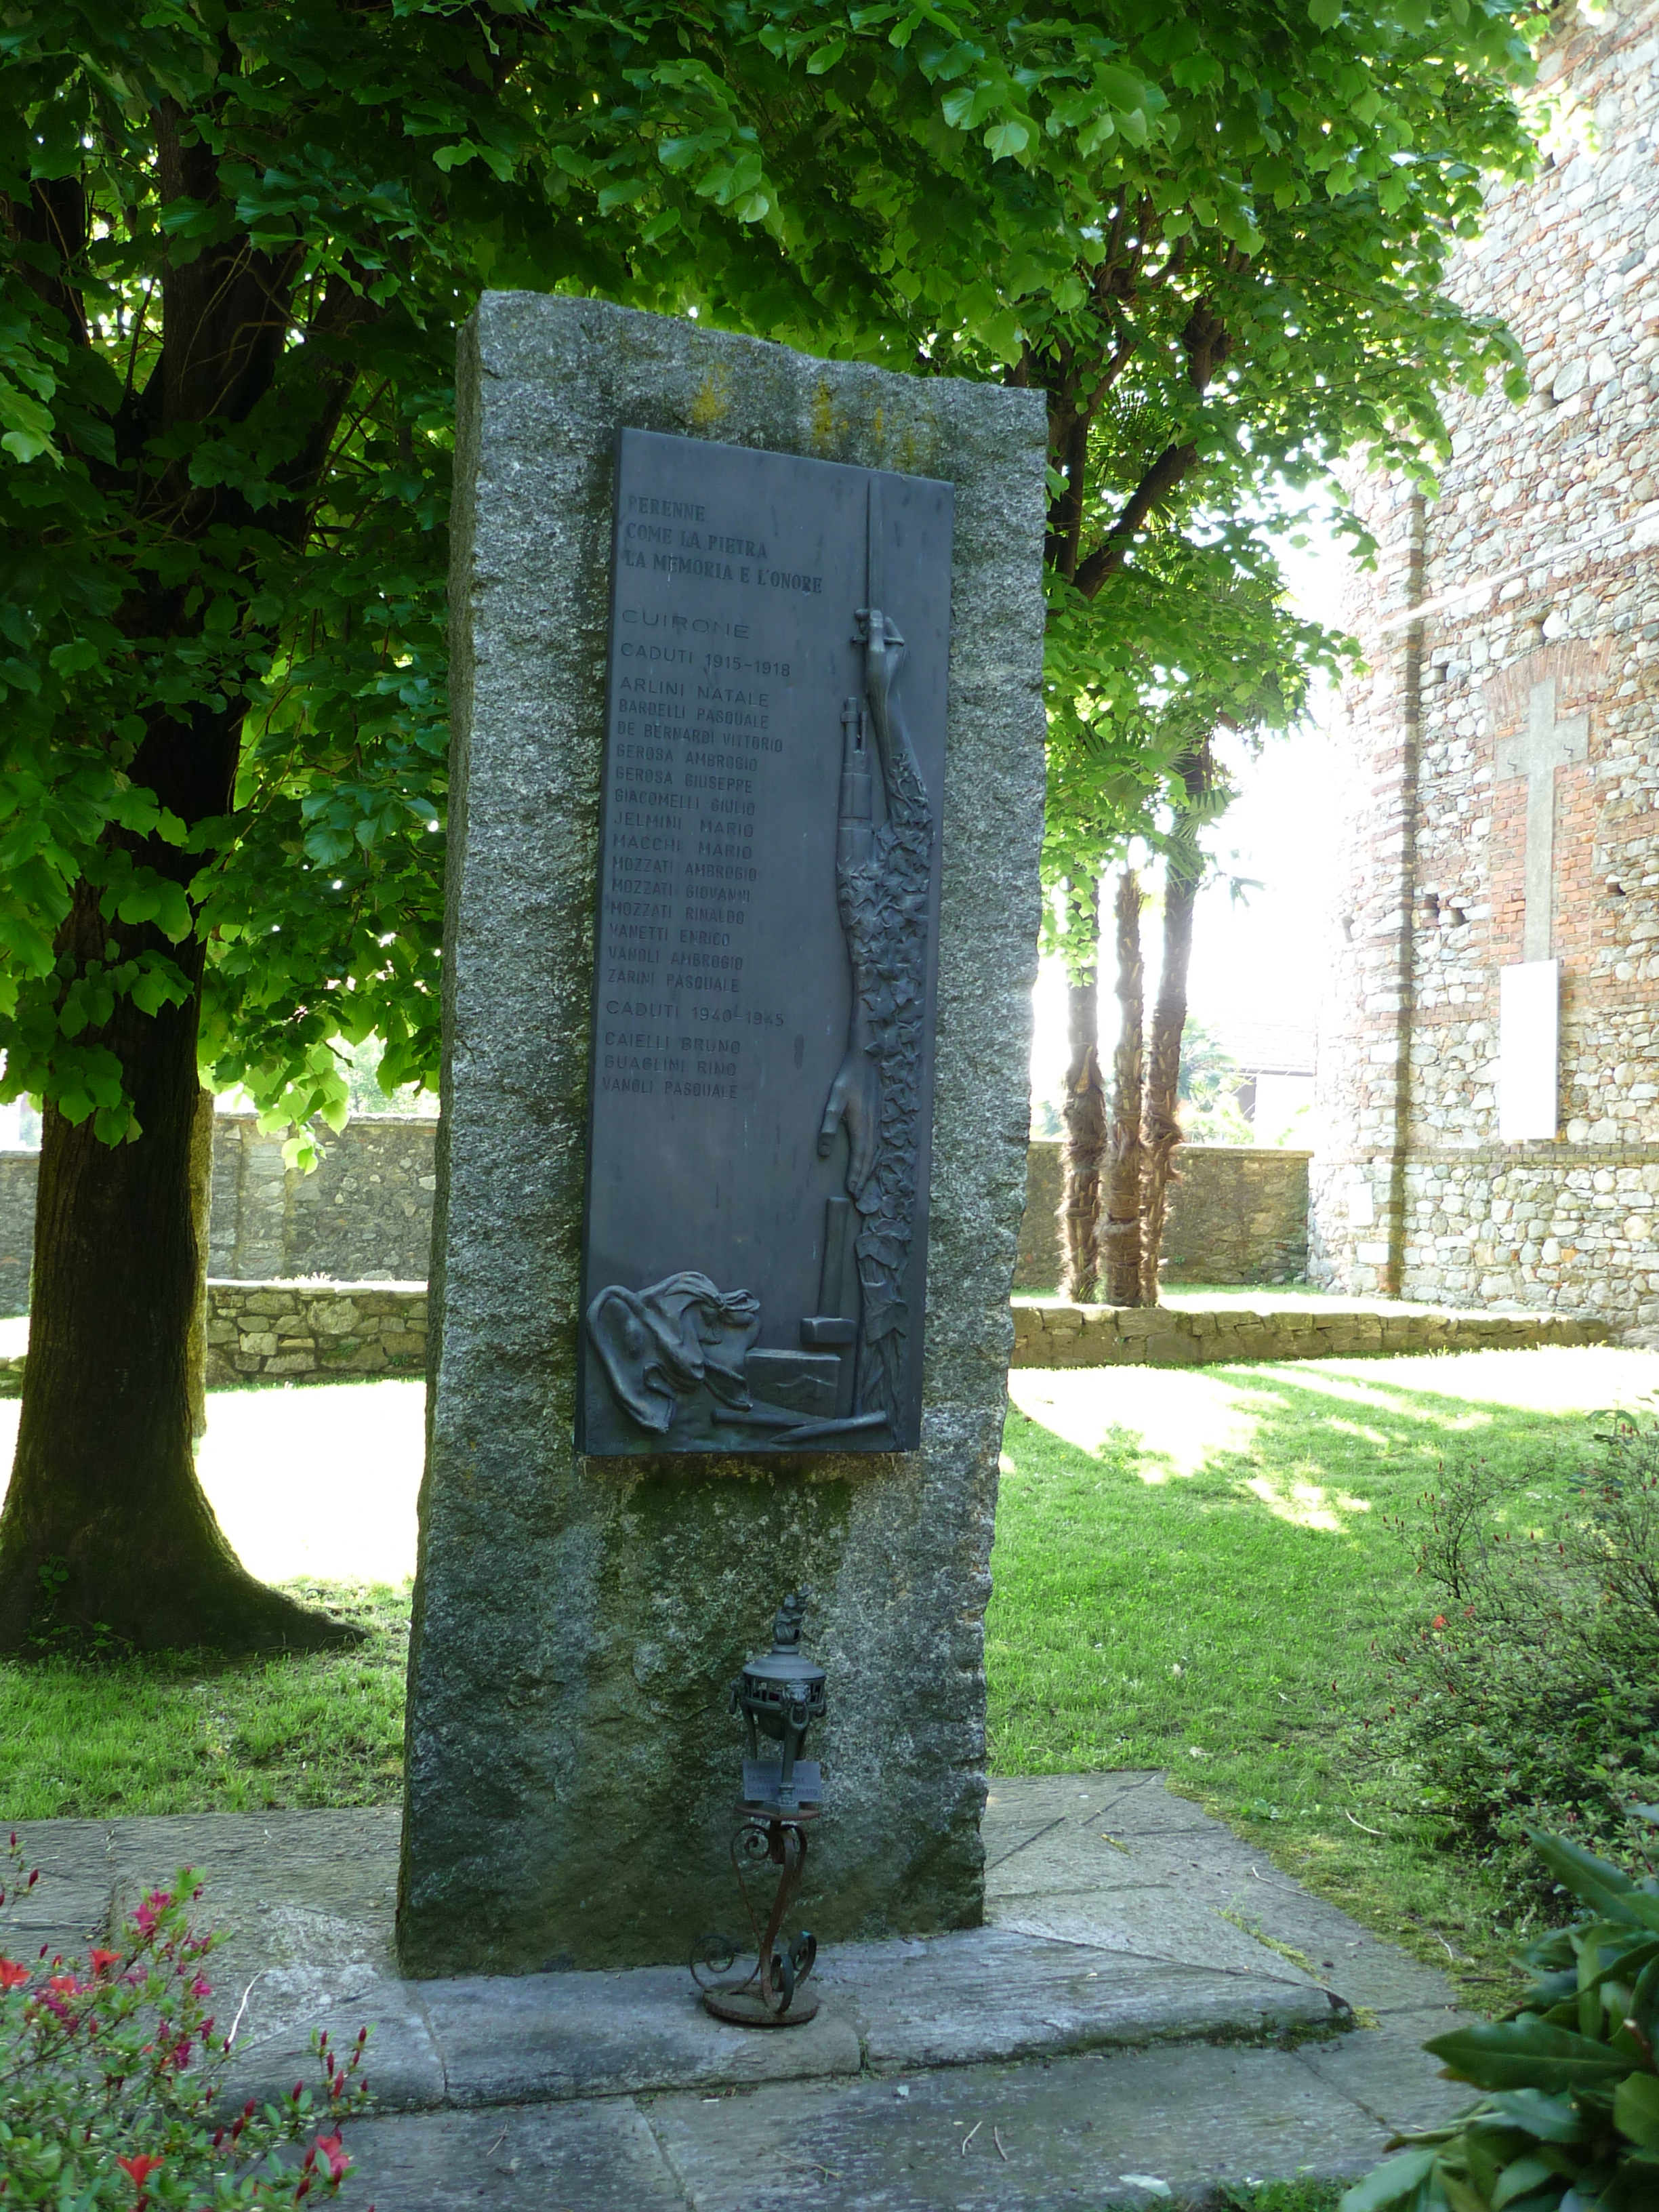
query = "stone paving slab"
(7, 1771, 1475, 2209)
(419, 1967, 864, 2106)
(341, 2027, 1475, 2212)
(12, 1780, 1355, 2116)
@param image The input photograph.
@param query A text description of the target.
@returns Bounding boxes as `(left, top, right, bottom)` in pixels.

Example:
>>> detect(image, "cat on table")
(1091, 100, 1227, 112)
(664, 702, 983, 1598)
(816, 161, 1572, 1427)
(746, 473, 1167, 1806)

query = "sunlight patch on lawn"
(1008, 1366, 1284, 1479)
(0, 1380, 426, 1585)
(199, 1383, 424, 1582)
(1271, 1345, 1659, 1418)
(1241, 1473, 1372, 1532)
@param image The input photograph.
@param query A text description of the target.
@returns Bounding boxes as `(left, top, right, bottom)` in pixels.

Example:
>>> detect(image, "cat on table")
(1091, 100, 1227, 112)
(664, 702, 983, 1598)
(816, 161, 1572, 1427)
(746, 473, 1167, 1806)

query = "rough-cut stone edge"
(397, 293, 1047, 1976)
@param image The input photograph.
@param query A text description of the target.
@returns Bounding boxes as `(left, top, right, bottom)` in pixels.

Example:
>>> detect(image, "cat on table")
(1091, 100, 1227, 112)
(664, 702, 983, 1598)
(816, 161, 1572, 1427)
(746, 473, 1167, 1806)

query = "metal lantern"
(691, 1589, 826, 2028)
(731, 1589, 826, 1811)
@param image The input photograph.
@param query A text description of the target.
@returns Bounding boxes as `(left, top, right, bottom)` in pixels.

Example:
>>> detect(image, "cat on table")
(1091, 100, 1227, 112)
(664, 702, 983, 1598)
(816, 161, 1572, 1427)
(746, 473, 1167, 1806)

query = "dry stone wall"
(1312, 0, 1659, 1328)
(0, 1115, 438, 1315)
(1016, 1141, 1309, 1289)
(6, 1122, 1307, 1315)
(203, 1281, 427, 1387)
(1011, 1299, 1606, 1368)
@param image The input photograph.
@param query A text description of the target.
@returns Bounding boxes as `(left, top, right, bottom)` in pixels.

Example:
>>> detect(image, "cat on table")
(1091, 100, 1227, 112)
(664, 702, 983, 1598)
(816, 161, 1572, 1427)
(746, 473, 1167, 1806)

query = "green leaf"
(1427, 2019, 1637, 2093)
(1308, 0, 1343, 25)
(1339, 2147, 1435, 2212)
(1482, 2089, 1586, 2142)
(1529, 1833, 1656, 1929)
(983, 120, 1029, 159)
(1492, 2156, 1556, 2209)
(1616, 2070, 1659, 2151)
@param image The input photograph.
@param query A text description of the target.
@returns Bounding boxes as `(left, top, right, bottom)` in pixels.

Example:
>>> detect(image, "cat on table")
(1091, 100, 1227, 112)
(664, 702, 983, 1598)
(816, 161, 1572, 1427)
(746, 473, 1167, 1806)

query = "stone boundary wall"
(1010, 1298, 1607, 1368)
(0, 1153, 31, 1317)
(0, 1283, 1610, 1395)
(6, 1126, 1308, 1315)
(0, 1116, 438, 1316)
(204, 1282, 427, 1388)
(1017, 1141, 1310, 1289)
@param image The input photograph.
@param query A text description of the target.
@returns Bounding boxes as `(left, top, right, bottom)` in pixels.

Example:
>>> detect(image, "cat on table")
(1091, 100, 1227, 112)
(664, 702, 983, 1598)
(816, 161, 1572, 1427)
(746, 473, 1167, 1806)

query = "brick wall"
(1015, 1141, 1309, 1289)
(1312, 0, 1659, 1328)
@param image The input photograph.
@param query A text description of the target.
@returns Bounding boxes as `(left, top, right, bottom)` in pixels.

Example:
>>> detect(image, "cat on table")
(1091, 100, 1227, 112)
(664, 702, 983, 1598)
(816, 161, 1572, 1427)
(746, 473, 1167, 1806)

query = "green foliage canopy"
(0, 0, 1544, 1145)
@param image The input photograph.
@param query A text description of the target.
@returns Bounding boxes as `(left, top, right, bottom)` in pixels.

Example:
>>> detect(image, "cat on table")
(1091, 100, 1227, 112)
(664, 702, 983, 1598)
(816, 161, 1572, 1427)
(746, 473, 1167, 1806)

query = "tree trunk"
(1141, 863, 1200, 1306)
(187, 1086, 213, 1443)
(1056, 875, 1106, 1304)
(0, 792, 354, 1655)
(1102, 870, 1146, 1306)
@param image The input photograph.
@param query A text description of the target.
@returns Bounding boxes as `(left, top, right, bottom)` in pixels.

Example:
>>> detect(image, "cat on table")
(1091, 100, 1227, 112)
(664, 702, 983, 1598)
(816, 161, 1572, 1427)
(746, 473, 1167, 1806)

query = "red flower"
(314, 2135, 352, 2182)
(0, 1960, 28, 1992)
(117, 2156, 164, 2188)
(1431, 1614, 1448, 1629)
(88, 1948, 121, 1976)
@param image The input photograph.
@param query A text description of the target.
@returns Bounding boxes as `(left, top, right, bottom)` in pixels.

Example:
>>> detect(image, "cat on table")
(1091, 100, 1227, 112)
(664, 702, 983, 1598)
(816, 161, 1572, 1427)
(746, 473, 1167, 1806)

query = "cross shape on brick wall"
(1494, 675, 1589, 963)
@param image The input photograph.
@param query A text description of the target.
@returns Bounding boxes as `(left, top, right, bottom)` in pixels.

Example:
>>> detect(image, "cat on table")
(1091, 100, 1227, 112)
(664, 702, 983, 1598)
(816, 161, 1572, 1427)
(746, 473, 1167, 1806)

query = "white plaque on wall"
(1498, 960, 1559, 1142)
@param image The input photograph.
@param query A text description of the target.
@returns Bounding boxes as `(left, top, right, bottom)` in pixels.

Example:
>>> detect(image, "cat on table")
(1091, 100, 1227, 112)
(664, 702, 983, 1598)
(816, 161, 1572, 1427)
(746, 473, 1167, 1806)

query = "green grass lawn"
(991, 1344, 1659, 1999)
(0, 1580, 409, 1817)
(2, 1346, 1654, 2009)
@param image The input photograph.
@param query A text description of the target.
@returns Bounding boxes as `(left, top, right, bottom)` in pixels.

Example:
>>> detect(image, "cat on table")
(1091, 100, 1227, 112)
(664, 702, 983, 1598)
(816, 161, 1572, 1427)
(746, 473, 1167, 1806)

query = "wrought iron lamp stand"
(693, 1800, 819, 2027)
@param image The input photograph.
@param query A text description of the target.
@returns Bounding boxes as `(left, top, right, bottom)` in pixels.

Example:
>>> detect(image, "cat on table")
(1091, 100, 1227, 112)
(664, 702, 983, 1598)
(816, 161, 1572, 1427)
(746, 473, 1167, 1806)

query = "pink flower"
(131, 1890, 172, 1938)
(189, 1976, 211, 1999)
(313, 2135, 352, 2182)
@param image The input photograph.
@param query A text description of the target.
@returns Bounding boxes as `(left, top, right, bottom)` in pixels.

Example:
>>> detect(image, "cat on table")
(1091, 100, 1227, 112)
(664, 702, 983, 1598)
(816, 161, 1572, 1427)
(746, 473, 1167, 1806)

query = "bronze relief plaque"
(578, 428, 952, 1456)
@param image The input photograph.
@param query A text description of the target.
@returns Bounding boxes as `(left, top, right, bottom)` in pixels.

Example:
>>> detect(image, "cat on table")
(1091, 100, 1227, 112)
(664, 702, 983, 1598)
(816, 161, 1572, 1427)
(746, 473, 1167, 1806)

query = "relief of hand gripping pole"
(817, 475, 935, 1434)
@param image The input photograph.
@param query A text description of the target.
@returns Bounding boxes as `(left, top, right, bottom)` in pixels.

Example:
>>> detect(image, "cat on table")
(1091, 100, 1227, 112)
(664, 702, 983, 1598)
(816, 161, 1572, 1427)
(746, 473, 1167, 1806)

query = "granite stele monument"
(398, 293, 1046, 1976)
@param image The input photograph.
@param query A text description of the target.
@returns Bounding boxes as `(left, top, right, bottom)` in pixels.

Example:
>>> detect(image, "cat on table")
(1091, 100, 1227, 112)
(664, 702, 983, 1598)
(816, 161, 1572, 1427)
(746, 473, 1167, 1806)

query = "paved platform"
(12, 1773, 1473, 2207)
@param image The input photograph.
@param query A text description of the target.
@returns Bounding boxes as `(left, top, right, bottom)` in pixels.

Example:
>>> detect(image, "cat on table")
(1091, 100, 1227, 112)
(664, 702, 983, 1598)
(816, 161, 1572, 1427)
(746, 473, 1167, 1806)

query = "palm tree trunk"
(1056, 874, 1105, 1303)
(1102, 869, 1145, 1306)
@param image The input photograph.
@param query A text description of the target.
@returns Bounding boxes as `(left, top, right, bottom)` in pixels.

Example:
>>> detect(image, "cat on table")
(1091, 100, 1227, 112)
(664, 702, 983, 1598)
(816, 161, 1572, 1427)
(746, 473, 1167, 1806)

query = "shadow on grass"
(0, 1579, 411, 1822)
(987, 1348, 1659, 1985)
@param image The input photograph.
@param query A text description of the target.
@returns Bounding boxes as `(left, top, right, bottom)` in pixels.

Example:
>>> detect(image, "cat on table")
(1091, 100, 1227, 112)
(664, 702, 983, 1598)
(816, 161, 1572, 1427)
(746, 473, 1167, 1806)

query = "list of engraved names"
(597, 483, 827, 1107)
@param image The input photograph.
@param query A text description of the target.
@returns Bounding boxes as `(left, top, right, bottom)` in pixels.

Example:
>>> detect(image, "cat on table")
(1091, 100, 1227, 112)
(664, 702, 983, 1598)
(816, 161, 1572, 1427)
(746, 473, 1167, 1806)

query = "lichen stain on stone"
(809, 381, 848, 456)
(687, 367, 733, 434)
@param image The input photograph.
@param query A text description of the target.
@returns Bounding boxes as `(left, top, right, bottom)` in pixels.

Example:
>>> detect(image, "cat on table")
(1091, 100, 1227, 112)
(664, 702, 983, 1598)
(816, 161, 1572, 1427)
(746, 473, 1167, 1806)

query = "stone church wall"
(1312, 0, 1659, 1330)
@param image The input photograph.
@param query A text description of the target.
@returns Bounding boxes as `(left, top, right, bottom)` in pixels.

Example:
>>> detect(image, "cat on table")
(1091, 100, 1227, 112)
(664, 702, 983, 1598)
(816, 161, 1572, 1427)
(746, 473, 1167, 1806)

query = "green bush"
(1364, 1421, 1659, 1909)
(0, 1833, 367, 2206)
(1340, 1828, 1659, 2212)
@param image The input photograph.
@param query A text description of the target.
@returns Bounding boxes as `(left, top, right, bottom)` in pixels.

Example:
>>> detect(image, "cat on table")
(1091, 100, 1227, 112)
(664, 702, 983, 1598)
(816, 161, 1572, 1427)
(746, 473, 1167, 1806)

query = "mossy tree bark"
(1056, 874, 1105, 1305)
(1140, 851, 1200, 1307)
(1103, 869, 1147, 1307)
(0, 739, 354, 1656)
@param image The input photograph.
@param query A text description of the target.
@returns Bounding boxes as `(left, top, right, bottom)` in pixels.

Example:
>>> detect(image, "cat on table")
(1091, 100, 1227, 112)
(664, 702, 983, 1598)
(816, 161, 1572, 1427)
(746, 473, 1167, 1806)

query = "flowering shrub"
(1365, 1431, 1659, 1910)
(0, 1832, 369, 2207)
